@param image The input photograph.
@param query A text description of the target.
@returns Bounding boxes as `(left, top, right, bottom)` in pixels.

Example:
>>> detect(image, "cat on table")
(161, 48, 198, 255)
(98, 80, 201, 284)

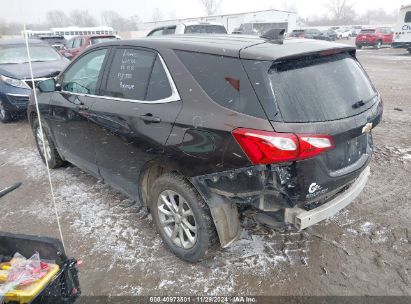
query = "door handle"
(140, 114, 161, 123)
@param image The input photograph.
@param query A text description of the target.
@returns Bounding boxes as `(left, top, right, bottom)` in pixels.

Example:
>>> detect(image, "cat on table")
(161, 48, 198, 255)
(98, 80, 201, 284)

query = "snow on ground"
(2, 146, 394, 295)
(4, 147, 312, 294)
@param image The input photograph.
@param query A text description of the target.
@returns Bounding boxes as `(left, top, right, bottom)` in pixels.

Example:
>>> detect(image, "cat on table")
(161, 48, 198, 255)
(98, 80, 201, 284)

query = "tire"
(150, 173, 219, 262)
(375, 40, 382, 49)
(32, 117, 64, 169)
(0, 101, 12, 123)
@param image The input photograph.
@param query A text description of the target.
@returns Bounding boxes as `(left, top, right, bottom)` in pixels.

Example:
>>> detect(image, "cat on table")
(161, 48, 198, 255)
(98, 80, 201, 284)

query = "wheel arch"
(139, 160, 241, 248)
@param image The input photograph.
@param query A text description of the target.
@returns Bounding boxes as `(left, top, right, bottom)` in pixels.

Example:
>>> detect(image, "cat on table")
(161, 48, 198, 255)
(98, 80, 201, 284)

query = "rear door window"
(256, 53, 377, 122)
(102, 48, 156, 100)
(176, 50, 266, 118)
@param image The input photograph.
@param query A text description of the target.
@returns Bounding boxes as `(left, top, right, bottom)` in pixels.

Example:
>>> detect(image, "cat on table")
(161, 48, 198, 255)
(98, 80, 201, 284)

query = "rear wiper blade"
(352, 93, 378, 109)
(352, 100, 365, 109)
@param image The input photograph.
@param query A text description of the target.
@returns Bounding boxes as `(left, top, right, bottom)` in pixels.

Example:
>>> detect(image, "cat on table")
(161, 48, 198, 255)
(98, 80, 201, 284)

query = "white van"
(392, 3, 411, 53)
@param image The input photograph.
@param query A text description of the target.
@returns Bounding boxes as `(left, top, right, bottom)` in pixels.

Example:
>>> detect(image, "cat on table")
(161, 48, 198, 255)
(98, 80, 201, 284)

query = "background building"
(142, 9, 299, 34)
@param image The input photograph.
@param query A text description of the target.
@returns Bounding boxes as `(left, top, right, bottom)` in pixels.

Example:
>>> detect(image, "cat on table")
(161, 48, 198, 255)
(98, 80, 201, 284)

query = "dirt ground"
(0, 43, 410, 297)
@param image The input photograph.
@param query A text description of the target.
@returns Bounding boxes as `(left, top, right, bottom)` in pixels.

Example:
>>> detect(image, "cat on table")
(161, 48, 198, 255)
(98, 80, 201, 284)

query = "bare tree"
(198, 0, 223, 15)
(0, 21, 24, 36)
(46, 10, 69, 27)
(69, 10, 96, 27)
(101, 10, 139, 31)
(152, 8, 163, 22)
(359, 8, 398, 25)
(326, 0, 355, 24)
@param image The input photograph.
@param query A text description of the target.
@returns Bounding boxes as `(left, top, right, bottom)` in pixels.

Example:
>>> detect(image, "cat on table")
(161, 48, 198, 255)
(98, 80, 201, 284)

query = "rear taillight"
(298, 134, 335, 159)
(232, 128, 335, 165)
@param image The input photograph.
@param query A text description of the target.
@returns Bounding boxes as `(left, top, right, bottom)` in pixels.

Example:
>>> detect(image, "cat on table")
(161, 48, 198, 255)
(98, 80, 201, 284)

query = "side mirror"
(37, 78, 57, 93)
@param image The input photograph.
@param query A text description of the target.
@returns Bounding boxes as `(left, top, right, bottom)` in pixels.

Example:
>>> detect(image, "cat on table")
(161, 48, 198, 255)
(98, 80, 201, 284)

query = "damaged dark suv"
(28, 35, 382, 262)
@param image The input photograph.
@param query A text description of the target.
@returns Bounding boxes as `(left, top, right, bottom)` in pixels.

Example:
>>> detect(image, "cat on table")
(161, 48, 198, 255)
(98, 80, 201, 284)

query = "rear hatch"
(242, 50, 383, 205)
(357, 29, 376, 42)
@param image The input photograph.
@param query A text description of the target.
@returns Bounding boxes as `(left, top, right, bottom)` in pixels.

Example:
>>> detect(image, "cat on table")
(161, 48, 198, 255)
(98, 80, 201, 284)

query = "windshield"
(184, 25, 227, 34)
(360, 29, 376, 34)
(0, 45, 61, 64)
(264, 53, 376, 122)
(90, 37, 117, 45)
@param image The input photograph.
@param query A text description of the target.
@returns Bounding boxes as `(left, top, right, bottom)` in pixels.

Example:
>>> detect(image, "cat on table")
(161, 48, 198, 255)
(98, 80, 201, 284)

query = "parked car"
(60, 35, 117, 60)
(37, 35, 67, 51)
(350, 26, 363, 37)
(289, 29, 305, 38)
(303, 28, 323, 39)
(318, 30, 337, 41)
(335, 28, 351, 39)
(355, 28, 393, 49)
(230, 22, 288, 36)
(289, 29, 323, 39)
(147, 22, 227, 36)
(28, 35, 382, 262)
(0, 39, 68, 123)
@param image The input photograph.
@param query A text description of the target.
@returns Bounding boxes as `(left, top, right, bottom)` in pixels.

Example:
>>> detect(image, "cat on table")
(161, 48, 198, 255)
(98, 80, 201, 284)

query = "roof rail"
(260, 28, 285, 44)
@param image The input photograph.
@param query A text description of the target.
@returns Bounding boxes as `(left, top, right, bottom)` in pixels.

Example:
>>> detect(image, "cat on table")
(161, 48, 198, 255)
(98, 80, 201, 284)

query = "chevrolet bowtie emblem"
(362, 122, 373, 133)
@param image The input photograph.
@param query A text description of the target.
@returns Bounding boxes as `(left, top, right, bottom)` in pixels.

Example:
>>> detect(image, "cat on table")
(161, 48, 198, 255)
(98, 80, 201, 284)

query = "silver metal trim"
(294, 166, 371, 230)
(60, 54, 180, 104)
(6, 93, 30, 97)
(22, 77, 50, 82)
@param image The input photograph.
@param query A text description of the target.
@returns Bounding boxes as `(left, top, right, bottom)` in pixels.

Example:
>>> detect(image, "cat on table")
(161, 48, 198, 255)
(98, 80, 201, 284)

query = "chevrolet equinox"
(28, 35, 382, 262)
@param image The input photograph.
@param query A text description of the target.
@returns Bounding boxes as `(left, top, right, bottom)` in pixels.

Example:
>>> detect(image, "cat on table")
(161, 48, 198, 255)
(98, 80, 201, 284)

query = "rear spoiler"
(273, 47, 356, 64)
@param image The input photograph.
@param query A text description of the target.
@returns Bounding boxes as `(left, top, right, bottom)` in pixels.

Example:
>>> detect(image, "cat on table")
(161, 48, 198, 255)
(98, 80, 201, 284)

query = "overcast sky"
(3, 0, 408, 24)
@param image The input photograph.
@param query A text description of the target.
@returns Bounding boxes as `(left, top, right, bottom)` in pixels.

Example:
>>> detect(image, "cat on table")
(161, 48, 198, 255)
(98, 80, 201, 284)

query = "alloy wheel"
(157, 190, 197, 249)
(35, 126, 52, 162)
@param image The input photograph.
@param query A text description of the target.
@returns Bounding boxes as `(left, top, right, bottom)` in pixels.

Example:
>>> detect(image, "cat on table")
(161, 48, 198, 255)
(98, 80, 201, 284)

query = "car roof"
(70, 35, 116, 39)
(0, 38, 47, 46)
(182, 21, 225, 26)
(95, 34, 355, 61)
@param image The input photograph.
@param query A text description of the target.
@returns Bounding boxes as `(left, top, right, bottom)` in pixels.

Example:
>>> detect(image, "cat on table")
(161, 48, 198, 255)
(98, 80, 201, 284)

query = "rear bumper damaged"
(191, 164, 299, 247)
(284, 166, 370, 229)
(191, 165, 370, 247)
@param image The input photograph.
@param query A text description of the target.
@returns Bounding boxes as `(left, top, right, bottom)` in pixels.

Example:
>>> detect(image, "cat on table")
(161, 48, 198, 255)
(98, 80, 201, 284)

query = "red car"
(355, 28, 393, 49)
(60, 35, 117, 59)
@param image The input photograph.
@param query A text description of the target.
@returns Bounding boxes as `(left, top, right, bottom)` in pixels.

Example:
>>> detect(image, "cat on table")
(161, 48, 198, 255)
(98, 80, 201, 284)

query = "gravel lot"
(0, 44, 410, 296)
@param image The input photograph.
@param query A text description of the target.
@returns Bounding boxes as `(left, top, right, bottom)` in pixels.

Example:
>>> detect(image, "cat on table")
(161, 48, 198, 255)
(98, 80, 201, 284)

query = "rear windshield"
(360, 29, 376, 34)
(184, 25, 227, 34)
(267, 53, 376, 122)
(90, 37, 116, 45)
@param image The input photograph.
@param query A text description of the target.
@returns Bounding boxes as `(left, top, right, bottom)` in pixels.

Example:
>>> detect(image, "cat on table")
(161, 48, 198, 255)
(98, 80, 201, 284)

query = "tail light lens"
(232, 128, 335, 165)
(298, 135, 335, 159)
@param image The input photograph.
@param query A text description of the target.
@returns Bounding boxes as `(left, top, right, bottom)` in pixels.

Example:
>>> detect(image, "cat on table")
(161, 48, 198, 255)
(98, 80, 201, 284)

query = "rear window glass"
(267, 53, 377, 122)
(90, 37, 117, 45)
(184, 25, 227, 34)
(176, 51, 265, 118)
(360, 29, 376, 34)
